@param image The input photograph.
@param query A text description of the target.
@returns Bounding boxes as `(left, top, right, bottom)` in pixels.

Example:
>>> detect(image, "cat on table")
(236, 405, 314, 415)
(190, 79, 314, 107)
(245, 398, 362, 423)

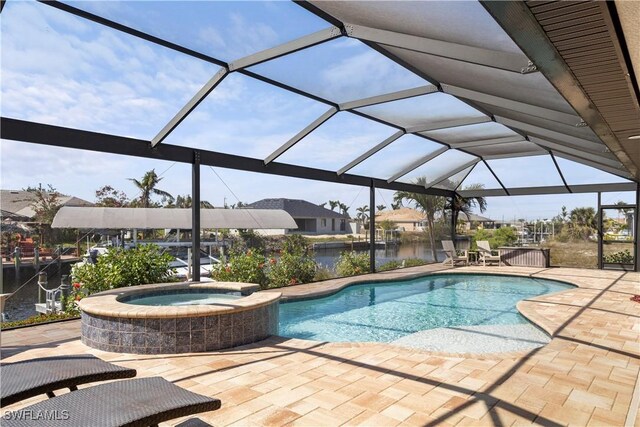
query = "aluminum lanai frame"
(1, 0, 639, 274)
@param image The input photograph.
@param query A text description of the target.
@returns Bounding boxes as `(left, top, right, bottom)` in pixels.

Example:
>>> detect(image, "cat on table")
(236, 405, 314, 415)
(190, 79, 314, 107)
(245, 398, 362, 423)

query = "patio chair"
(477, 240, 502, 266)
(1, 355, 137, 406)
(441, 240, 468, 267)
(1, 377, 221, 427)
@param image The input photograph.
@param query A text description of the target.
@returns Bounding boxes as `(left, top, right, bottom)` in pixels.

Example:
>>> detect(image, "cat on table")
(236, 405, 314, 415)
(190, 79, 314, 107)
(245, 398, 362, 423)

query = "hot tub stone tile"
(191, 316, 205, 331)
(205, 315, 219, 331)
(176, 345, 191, 354)
(176, 318, 191, 332)
(146, 332, 162, 348)
(131, 318, 146, 333)
(146, 318, 161, 332)
(160, 318, 176, 332)
(220, 313, 232, 331)
(161, 332, 176, 348)
(132, 333, 146, 347)
(119, 318, 133, 332)
(107, 330, 121, 346)
(191, 343, 205, 353)
(191, 329, 205, 346)
(177, 331, 191, 347)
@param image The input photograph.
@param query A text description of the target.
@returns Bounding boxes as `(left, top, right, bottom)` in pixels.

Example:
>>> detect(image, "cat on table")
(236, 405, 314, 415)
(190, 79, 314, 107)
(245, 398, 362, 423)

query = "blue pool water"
(278, 274, 572, 343)
(123, 290, 242, 306)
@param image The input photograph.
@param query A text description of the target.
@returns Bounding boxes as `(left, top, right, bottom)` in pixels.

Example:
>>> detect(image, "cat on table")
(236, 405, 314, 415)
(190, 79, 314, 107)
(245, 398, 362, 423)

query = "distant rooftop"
(247, 198, 348, 219)
(0, 189, 93, 221)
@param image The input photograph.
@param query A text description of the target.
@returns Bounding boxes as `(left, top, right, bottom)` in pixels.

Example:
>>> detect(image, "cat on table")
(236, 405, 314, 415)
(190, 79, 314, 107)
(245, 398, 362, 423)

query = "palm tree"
(376, 204, 386, 212)
(328, 200, 339, 211)
(394, 177, 446, 261)
(355, 205, 369, 236)
(128, 169, 173, 208)
(339, 202, 349, 216)
(444, 183, 487, 235)
(567, 206, 597, 240)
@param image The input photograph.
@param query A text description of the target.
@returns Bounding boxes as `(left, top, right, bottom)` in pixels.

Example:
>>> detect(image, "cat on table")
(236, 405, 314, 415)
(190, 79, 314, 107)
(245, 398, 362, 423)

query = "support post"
(597, 192, 603, 270)
(450, 197, 456, 244)
(635, 183, 639, 272)
(369, 180, 375, 273)
(192, 151, 201, 282)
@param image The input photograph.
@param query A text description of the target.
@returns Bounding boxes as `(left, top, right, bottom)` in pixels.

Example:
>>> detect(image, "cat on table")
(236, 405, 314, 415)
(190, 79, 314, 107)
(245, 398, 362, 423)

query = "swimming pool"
(279, 274, 572, 344)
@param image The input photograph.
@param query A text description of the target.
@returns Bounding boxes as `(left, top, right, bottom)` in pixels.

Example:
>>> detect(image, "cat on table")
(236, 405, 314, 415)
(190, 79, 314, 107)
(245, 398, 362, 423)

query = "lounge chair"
(477, 240, 502, 266)
(1, 377, 221, 427)
(441, 240, 468, 267)
(1, 355, 136, 406)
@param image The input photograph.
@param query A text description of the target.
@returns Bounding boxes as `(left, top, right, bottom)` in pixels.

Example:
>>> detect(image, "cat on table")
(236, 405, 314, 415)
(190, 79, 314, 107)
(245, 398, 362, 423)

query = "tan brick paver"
(1, 266, 639, 426)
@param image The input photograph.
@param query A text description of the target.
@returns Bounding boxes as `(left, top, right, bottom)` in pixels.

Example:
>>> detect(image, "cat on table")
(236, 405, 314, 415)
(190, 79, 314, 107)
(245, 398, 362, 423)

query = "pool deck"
(1, 265, 639, 426)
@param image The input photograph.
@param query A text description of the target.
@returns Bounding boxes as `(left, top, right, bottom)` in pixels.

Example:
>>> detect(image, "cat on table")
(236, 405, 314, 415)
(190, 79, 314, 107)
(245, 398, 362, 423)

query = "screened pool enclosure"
(2, 0, 639, 274)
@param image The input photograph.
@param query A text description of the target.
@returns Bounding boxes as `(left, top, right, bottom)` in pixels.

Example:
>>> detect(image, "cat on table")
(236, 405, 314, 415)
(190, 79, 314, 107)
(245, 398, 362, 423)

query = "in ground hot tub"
(79, 282, 280, 354)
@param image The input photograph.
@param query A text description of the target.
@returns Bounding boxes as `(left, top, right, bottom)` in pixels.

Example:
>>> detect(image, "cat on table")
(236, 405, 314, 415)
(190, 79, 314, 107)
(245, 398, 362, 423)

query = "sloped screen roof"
(1, 0, 638, 198)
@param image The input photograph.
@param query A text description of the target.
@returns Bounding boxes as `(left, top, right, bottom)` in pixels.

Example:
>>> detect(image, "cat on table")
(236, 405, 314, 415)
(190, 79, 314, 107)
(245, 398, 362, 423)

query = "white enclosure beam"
(424, 159, 481, 189)
(337, 130, 404, 175)
(339, 85, 437, 110)
(264, 107, 338, 164)
(407, 116, 492, 133)
(459, 182, 637, 197)
(528, 137, 622, 168)
(152, 68, 228, 147)
(228, 27, 342, 71)
(495, 116, 608, 153)
(347, 24, 536, 74)
(552, 152, 635, 181)
(451, 135, 524, 149)
(483, 151, 545, 160)
(386, 146, 448, 183)
(443, 84, 581, 125)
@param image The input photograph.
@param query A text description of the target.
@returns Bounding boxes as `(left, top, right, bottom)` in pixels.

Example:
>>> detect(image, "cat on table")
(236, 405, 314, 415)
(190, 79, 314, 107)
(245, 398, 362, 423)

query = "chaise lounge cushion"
(1, 355, 137, 407)
(1, 377, 221, 427)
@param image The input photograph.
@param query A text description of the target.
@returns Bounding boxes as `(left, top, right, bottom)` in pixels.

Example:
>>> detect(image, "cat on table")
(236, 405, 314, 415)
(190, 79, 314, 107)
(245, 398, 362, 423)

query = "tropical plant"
(95, 185, 130, 207)
(22, 184, 63, 245)
(211, 249, 268, 287)
(338, 202, 349, 215)
(170, 194, 214, 208)
(394, 177, 446, 261)
(444, 183, 487, 234)
(603, 250, 633, 264)
(328, 200, 339, 211)
(356, 205, 369, 229)
(335, 251, 370, 277)
(70, 244, 176, 296)
(565, 207, 597, 241)
(378, 219, 396, 231)
(376, 204, 386, 212)
(128, 169, 174, 208)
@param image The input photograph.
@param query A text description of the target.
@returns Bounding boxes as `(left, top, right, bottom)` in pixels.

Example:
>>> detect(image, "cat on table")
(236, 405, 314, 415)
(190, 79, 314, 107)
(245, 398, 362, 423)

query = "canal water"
(1, 242, 442, 321)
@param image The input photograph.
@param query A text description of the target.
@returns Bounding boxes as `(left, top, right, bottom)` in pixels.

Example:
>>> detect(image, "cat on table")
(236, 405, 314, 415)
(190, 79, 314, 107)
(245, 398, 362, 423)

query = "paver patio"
(1, 265, 639, 426)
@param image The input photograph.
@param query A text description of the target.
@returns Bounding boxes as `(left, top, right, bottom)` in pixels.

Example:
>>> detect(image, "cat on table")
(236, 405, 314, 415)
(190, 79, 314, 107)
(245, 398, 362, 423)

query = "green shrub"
(281, 234, 310, 256)
(336, 251, 370, 277)
(71, 244, 176, 296)
(403, 258, 427, 267)
(472, 227, 517, 249)
(378, 260, 402, 271)
(313, 265, 335, 281)
(603, 250, 633, 264)
(211, 249, 268, 287)
(1, 312, 77, 329)
(266, 252, 316, 288)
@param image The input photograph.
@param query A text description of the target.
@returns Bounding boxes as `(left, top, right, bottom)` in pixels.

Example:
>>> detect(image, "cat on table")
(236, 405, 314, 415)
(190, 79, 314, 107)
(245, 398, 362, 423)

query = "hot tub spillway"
(79, 282, 280, 354)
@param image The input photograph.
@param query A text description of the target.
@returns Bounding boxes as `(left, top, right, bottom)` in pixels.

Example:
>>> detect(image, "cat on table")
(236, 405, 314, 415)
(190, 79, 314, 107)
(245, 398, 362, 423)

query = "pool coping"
(78, 282, 280, 318)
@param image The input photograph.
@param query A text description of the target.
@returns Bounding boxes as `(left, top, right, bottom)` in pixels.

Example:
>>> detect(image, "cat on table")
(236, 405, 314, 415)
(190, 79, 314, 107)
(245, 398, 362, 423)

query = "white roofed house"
(246, 198, 353, 235)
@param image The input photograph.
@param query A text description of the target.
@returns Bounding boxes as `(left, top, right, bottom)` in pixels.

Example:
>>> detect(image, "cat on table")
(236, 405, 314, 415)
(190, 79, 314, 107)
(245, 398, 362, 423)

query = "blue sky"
(1, 1, 636, 220)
